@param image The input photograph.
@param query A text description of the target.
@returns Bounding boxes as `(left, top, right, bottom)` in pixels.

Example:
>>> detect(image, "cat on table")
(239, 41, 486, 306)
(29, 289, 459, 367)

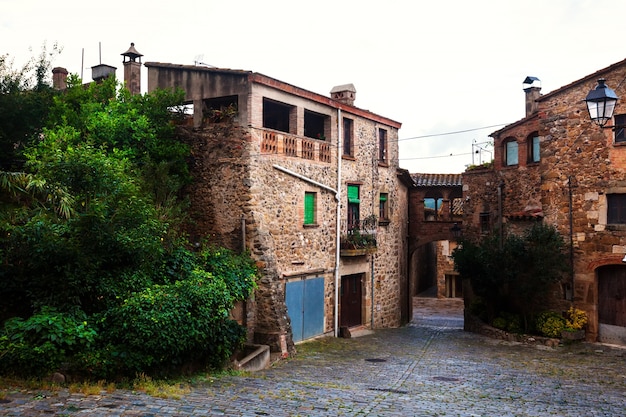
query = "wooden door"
(340, 274, 362, 328)
(598, 265, 626, 345)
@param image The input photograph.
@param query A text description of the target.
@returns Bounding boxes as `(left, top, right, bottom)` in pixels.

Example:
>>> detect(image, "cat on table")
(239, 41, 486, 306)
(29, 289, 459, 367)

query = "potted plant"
(561, 307, 588, 340)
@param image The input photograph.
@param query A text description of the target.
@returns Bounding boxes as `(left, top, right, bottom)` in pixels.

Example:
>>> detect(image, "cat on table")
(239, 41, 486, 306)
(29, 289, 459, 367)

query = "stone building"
(462, 61, 626, 345)
(144, 62, 411, 354)
(407, 174, 463, 299)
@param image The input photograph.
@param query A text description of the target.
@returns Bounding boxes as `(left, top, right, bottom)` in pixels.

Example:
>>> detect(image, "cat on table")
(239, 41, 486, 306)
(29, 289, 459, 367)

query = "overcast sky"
(3, 0, 626, 173)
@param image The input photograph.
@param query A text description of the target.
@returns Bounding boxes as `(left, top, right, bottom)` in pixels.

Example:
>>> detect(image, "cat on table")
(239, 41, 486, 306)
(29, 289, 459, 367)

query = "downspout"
(335, 109, 343, 337)
(568, 176, 574, 301)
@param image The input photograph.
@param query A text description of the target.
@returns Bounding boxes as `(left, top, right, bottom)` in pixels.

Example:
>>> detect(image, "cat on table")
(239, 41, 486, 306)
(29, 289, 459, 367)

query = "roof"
(144, 62, 401, 129)
(411, 173, 463, 187)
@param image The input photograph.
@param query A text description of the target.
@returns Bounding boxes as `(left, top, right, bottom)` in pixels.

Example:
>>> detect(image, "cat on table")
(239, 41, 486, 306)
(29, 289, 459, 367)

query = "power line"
(397, 123, 508, 142)
(399, 152, 473, 161)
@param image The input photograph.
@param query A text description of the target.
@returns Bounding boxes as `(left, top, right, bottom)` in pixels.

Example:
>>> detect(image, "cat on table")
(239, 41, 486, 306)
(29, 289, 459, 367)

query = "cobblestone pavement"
(2, 297, 626, 416)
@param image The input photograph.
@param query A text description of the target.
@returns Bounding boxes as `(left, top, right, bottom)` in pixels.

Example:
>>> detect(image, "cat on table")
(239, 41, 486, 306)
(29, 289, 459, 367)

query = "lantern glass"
(585, 79, 619, 127)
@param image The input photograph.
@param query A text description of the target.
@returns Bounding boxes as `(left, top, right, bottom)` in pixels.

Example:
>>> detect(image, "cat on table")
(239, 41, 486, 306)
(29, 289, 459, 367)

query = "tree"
(0, 54, 257, 379)
(452, 223, 569, 330)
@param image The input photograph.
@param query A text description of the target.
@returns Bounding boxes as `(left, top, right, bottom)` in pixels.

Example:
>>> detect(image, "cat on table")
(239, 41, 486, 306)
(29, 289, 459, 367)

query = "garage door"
(285, 277, 325, 342)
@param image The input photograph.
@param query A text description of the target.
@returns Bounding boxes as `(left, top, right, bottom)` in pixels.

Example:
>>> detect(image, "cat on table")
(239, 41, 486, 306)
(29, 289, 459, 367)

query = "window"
(379, 193, 389, 222)
(304, 109, 328, 140)
(607, 194, 626, 224)
(343, 118, 354, 157)
(479, 212, 490, 234)
(304, 192, 317, 225)
(615, 114, 626, 143)
(347, 185, 360, 230)
(378, 128, 388, 164)
(528, 133, 540, 163)
(424, 194, 443, 221)
(505, 139, 518, 166)
(263, 98, 293, 133)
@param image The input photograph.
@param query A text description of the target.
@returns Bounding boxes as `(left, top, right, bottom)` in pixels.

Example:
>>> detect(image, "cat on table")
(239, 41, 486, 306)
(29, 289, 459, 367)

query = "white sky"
(2, 0, 626, 174)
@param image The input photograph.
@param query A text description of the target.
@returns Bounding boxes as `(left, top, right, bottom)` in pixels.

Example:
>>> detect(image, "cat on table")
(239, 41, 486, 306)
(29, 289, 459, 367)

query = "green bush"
(535, 311, 566, 338)
(0, 307, 96, 376)
(492, 317, 507, 330)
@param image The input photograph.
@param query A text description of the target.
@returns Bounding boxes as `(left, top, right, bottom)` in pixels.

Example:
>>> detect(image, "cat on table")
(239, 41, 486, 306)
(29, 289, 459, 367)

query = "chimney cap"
(122, 42, 143, 62)
(523, 76, 541, 91)
(330, 83, 356, 94)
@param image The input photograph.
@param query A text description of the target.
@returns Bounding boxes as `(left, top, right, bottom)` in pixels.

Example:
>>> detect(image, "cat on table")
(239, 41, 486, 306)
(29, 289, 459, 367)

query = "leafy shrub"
(535, 311, 566, 338)
(0, 307, 96, 376)
(492, 317, 507, 330)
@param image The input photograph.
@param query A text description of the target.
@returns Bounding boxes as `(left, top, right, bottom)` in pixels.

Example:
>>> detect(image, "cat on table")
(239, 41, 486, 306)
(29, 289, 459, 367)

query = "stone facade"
(463, 60, 626, 344)
(145, 62, 410, 352)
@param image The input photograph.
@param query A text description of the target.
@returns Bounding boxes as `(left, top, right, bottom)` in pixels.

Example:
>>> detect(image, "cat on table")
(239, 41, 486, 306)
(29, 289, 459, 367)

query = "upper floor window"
(304, 109, 329, 140)
(615, 114, 626, 143)
(607, 194, 626, 224)
(504, 138, 518, 166)
(424, 195, 443, 221)
(343, 118, 354, 157)
(379, 193, 389, 222)
(528, 133, 540, 163)
(347, 185, 360, 230)
(304, 192, 317, 226)
(263, 98, 293, 134)
(479, 212, 490, 234)
(378, 128, 388, 164)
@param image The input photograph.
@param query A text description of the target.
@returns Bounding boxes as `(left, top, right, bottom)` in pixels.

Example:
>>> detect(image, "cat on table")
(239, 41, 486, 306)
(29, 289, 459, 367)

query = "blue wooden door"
(286, 277, 324, 342)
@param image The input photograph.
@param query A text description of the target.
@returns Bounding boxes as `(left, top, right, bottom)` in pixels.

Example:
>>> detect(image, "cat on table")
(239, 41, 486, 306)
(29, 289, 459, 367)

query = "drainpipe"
(334, 109, 343, 337)
(568, 176, 574, 301)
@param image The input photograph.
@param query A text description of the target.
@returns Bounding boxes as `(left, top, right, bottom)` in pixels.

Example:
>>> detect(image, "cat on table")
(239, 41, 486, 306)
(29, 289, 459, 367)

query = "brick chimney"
(523, 76, 541, 117)
(330, 84, 356, 106)
(121, 42, 143, 95)
(52, 67, 68, 90)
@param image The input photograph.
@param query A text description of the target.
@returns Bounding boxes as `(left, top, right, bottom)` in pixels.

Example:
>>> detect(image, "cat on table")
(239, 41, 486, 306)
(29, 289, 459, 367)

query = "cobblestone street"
(2, 297, 626, 416)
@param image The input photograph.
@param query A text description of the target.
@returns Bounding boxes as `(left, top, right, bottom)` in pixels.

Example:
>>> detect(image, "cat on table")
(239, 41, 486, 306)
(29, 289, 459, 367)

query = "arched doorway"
(597, 264, 626, 345)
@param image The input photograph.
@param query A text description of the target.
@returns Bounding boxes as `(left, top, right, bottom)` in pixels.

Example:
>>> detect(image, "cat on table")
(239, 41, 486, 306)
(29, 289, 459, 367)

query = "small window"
(528, 133, 540, 163)
(379, 193, 389, 222)
(343, 118, 354, 157)
(607, 194, 626, 224)
(505, 139, 518, 166)
(378, 128, 388, 164)
(479, 212, 490, 234)
(304, 192, 317, 225)
(424, 197, 443, 221)
(615, 114, 626, 143)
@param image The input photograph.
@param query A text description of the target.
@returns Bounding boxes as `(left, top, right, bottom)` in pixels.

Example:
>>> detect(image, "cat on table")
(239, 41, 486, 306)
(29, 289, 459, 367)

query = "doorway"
(597, 264, 626, 345)
(340, 274, 363, 328)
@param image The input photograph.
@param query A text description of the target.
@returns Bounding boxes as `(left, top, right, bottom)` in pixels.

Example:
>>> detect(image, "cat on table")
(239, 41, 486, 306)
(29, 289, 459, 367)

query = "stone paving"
(2, 297, 626, 416)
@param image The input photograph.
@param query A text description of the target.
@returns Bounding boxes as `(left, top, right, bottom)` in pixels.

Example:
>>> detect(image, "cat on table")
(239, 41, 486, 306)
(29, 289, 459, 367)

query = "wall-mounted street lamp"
(585, 78, 619, 127)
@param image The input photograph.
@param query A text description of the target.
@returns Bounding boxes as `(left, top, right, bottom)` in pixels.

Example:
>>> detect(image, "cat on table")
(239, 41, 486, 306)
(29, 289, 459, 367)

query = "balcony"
(261, 129, 331, 163)
(340, 215, 377, 257)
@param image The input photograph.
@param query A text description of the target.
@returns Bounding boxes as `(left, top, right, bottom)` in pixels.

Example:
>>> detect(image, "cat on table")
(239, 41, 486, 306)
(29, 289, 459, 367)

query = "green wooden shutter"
(348, 185, 360, 203)
(304, 192, 315, 224)
(379, 193, 387, 202)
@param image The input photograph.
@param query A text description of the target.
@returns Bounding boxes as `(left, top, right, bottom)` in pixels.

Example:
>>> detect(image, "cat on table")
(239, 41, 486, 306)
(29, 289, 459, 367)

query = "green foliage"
(0, 307, 96, 376)
(535, 311, 566, 338)
(452, 223, 569, 330)
(0, 53, 258, 380)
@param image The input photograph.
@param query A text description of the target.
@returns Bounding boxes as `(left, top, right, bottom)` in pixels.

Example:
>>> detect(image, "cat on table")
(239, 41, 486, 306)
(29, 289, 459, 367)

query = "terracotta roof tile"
(411, 173, 463, 187)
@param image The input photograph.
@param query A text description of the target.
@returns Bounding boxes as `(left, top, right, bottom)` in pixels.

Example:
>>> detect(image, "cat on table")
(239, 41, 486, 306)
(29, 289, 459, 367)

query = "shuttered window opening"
(304, 192, 316, 225)
(348, 185, 360, 203)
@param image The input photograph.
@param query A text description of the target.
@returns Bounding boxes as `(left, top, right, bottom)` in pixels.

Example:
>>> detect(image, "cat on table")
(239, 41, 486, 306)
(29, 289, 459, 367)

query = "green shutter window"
(348, 185, 360, 204)
(379, 193, 387, 202)
(304, 192, 315, 224)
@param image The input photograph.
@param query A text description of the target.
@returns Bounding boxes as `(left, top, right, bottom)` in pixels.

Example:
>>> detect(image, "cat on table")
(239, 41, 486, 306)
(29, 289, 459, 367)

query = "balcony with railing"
(261, 129, 332, 163)
(340, 215, 378, 257)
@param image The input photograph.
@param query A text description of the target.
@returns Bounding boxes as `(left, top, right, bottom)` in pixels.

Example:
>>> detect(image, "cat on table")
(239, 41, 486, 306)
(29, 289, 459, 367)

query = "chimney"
(330, 84, 356, 106)
(52, 67, 68, 90)
(523, 76, 541, 117)
(121, 42, 143, 95)
(91, 64, 117, 82)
